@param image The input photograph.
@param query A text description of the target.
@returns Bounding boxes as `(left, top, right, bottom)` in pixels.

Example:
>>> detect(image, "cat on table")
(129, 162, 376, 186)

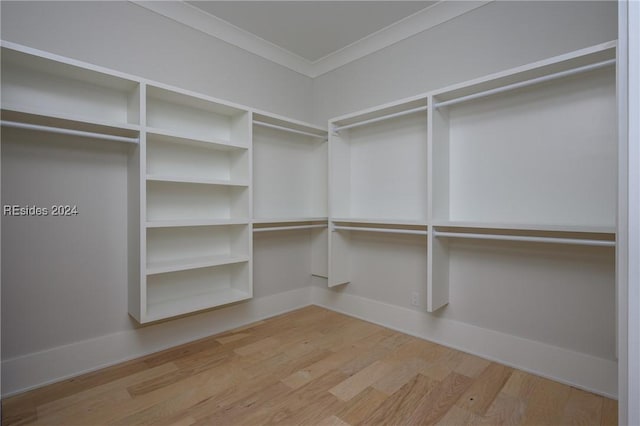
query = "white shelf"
(1, 46, 140, 127)
(146, 127, 246, 150)
(146, 85, 246, 142)
(146, 219, 249, 228)
(146, 180, 249, 222)
(253, 116, 327, 220)
(332, 217, 427, 226)
(253, 217, 327, 224)
(431, 221, 615, 235)
(430, 41, 617, 228)
(146, 174, 248, 187)
(147, 254, 249, 275)
(1, 107, 140, 138)
(330, 99, 428, 223)
(146, 288, 251, 323)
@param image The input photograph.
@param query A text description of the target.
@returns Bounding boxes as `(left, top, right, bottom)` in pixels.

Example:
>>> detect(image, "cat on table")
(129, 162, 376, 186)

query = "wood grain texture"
(2, 306, 616, 426)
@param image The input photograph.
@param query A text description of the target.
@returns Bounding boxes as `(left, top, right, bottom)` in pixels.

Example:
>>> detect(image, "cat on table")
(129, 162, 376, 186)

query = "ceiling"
(186, 1, 436, 62)
(133, 1, 491, 77)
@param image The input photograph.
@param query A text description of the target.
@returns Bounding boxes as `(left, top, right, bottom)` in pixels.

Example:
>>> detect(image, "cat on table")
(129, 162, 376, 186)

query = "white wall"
(313, 1, 618, 124)
(0, 0, 315, 395)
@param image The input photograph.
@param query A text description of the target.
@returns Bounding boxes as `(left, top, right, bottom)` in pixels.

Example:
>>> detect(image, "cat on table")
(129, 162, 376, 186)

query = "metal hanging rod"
(434, 59, 616, 109)
(332, 105, 427, 133)
(1, 120, 139, 144)
(253, 224, 327, 233)
(253, 120, 327, 140)
(433, 231, 615, 247)
(333, 225, 427, 236)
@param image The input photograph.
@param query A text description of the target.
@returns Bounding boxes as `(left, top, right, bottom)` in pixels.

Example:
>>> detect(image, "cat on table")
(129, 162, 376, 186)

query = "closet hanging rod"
(1, 120, 139, 144)
(333, 225, 427, 236)
(253, 120, 327, 140)
(434, 59, 616, 109)
(433, 231, 615, 247)
(332, 105, 427, 133)
(253, 224, 327, 233)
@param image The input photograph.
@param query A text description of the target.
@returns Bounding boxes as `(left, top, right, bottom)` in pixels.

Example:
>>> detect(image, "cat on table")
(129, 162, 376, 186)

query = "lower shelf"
(146, 255, 249, 275)
(145, 262, 251, 322)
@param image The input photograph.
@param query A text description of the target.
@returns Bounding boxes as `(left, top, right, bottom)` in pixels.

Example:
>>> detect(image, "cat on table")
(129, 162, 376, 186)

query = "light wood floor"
(2, 306, 617, 426)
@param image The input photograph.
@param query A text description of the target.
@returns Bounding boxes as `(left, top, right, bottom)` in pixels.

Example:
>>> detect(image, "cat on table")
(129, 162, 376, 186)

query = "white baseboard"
(310, 286, 618, 399)
(1, 287, 312, 397)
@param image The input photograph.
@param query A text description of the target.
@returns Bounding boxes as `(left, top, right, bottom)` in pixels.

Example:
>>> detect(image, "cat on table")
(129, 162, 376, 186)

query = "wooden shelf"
(147, 254, 249, 275)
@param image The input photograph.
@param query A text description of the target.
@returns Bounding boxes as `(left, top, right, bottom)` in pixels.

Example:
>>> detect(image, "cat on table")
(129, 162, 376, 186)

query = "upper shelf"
(331, 97, 428, 133)
(1, 44, 140, 128)
(1, 108, 140, 140)
(253, 112, 327, 141)
(432, 221, 616, 235)
(146, 85, 248, 143)
(432, 41, 616, 107)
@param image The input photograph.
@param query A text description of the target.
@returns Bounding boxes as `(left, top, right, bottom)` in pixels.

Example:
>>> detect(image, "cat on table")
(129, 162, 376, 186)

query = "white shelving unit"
(426, 40, 617, 311)
(328, 98, 429, 287)
(251, 112, 329, 277)
(252, 112, 327, 222)
(140, 85, 252, 322)
(326, 41, 617, 310)
(1, 46, 141, 133)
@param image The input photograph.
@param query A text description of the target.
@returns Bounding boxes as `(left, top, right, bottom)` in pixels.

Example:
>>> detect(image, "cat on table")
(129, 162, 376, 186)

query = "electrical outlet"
(411, 291, 419, 307)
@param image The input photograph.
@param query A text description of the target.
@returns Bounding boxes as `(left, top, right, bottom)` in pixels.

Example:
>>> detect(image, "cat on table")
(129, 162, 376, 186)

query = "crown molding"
(310, 1, 492, 77)
(131, 1, 493, 78)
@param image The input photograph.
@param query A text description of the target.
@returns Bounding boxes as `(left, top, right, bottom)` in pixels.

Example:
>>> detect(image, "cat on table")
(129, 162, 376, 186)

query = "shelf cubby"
(426, 41, 617, 312)
(146, 131, 249, 185)
(430, 41, 617, 230)
(146, 224, 250, 275)
(252, 113, 327, 221)
(145, 262, 251, 322)
(1, 46, 140, 128)
(146, 180, 249, 222)
(146, 85, 248, 143)
(330, 98, 428, 224)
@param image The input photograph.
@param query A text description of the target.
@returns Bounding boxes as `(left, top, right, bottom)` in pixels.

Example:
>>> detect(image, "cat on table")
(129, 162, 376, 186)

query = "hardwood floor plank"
(363, 373, 437, 425)
(456, 363, 514, 415)
(479, 391, 527, 426)
(561, 387, 604, 426)
(1, 396, 38, 426)
(404, 372, 474, 425)
(600, 397, 618, 426)
(335, 387, 388, 425)
(437, 405, 483, 426)
(372, 357, 430, 395)
(520, 376, 572, 425)
(329, 360, 395, 401)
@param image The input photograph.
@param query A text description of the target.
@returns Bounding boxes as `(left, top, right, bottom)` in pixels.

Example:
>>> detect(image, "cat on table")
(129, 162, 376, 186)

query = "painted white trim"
(129, 1, 492, 78)
(311, 1, 492, 77)
(1, 287, 312, 397)
(621, 0, 640, 423)
(310, 287, 618, 398)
